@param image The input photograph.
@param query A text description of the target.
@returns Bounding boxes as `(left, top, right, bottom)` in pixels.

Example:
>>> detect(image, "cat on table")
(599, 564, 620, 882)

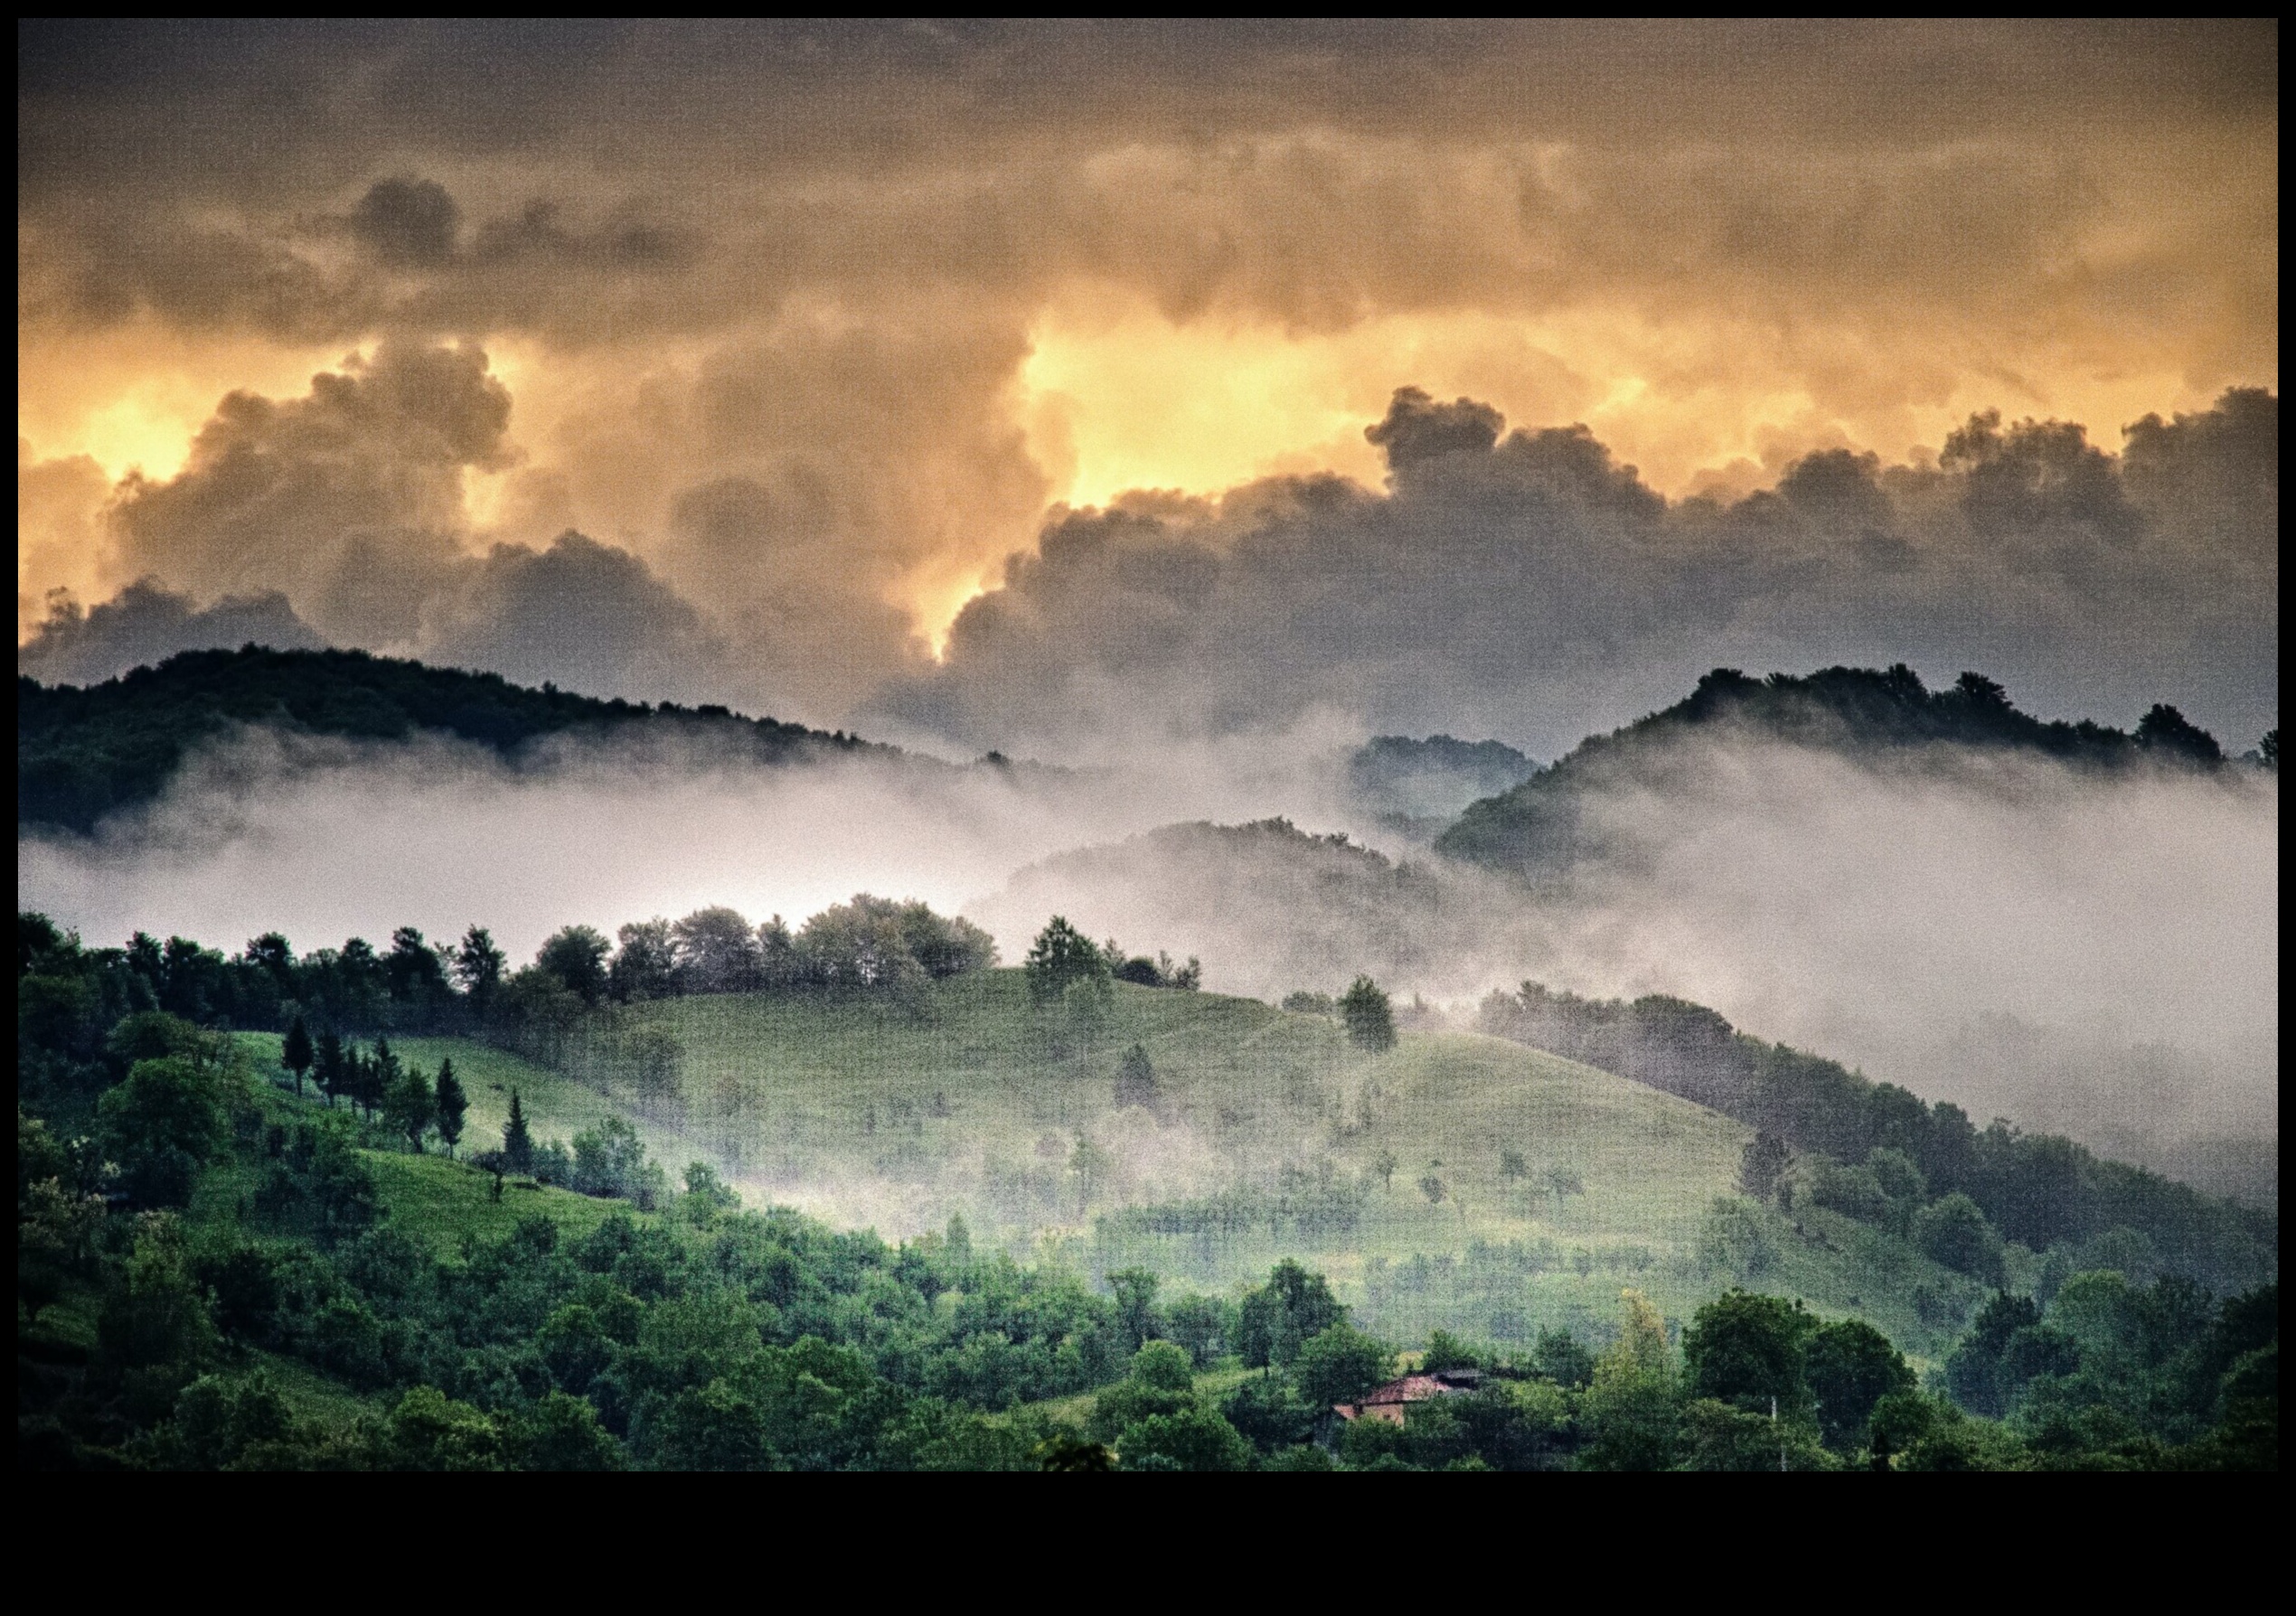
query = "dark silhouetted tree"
(433, 1057, 467, 1158)
(455, 925, 507, 1018)
(1341, 975, 1396, 1051)
(503, 1089, 535, 1175)
(282, 1014, 314, 1097)
(536, 925, 611, 1006)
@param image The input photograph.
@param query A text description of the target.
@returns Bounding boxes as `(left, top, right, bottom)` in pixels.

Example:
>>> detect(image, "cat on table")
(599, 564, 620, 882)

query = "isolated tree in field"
(537, 925, 611, 1006)
(1341, 976, 1396, 1051)
(386, 1063, 436, 1153)
(282, 1014, 314, 1097)
(1501, 1148, 1529, 1182)
(1024, 916, 1108, 1005)
(433, 1057, 468, 1157)
(503, 1089, 535, 1175)
(455, 925, 507, 1017)
(1115, 1044, 1158, 1109)
(1739, 1132, 1791, 1203)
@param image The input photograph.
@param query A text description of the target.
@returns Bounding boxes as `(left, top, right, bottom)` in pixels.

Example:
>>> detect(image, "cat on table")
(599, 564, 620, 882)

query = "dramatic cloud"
(15, 578, 323, 688)
(18, 21, 2278, 715)
(880, 387, 2279, 758)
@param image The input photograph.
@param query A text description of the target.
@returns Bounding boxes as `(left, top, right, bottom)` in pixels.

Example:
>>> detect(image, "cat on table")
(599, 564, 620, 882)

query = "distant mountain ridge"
(1437, 663, 2259, 875)
(17, 645, 890, 833)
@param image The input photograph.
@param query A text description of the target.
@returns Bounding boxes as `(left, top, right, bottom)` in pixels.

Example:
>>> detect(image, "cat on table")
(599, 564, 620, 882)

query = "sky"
(15, 20, 2281, 758)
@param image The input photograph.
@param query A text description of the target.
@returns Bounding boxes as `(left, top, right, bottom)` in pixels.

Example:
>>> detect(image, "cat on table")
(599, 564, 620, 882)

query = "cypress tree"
(282, 1014, 315, 1096)
(433, 1057, 468, 1158)
(315, 1029, 344, 1107)
(503, 1088, 535, 1175)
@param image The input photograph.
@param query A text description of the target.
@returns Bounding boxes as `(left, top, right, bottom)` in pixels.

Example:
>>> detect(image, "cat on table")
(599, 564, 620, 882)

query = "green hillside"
(386, 971, 2001, 1360)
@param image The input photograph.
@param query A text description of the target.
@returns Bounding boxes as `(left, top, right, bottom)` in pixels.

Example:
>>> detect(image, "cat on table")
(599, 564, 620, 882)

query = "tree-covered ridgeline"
(18, 645, 890, 833)
(1477, 982, 2272, 1298)
(1439, 663, 2272, 874)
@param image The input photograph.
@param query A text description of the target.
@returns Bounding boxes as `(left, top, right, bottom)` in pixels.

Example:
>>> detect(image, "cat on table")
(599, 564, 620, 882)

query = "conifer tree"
(386, 1064, 436, 1153)
(315, 1029, 345, 1107)
(282, 1014, 315, 1096)
(503, 1089, 535, 1175)
(433, 1057, 468, 1158)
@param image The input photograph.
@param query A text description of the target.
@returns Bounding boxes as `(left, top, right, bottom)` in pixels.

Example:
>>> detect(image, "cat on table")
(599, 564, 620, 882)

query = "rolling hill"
(252, 972, 2011, 1362)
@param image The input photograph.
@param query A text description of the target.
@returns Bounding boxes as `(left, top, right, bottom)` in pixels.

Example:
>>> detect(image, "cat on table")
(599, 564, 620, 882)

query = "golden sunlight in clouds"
(17, 324, 345, 484)
(1017, 289, 2239, 507)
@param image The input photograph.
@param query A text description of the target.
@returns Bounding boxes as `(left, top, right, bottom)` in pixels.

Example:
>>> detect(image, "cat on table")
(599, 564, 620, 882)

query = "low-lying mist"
(973, 738, 2280, 1198)
(18, 721, 2277, 1201)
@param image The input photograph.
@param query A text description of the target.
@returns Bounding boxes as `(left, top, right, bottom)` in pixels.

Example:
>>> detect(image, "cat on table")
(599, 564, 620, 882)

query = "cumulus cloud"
(879, 386, 2280, 759)
(15, 578, 323, 687)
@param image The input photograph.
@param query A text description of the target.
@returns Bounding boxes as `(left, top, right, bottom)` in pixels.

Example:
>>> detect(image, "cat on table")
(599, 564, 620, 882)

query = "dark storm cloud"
(878, 388, 2281, 758)
(15, 578, 322, 687)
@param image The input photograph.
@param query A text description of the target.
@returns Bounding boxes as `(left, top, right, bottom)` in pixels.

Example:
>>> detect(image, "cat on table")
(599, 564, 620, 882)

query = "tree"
(1806, 1319, 1915, 1451)
(536, 925, 611, 1005)
(315, 1029, 345, 1108)
(609, 917, 679, 1002)
(1374, 1149, 1397, 1192)
(1341, 975, 1397, 1051)
(281, 1014, 314, 1096)
(1683, 1289, 1816, 1415)
(503, 1088, 535, 1175)
(1533, 1328, 1597, 1391)
(381, 1386, 504, 1471)
(385, 925, 447, 1016)
(1579, 1289, 1681, 1471)
(1292, 1322, 1393, 1409)
(1117, 1407, 1253, 1472)
(516, 1391, 624, 1470)
(99, 1057, 230, 1207)
(1421, 1329, 1478, 1372)
(1023, 916, 1107, 1005)
(1109, 1268, 1162, 1354)
(1115, 1044, 1158, 1109)
(432, 1057, 468, 1157)
(1237, 1259, 1347, 1368)
(454, 925, 506, 1017)
(1500, 1148, 1529, 1182)
(1739, 1131, 1791, 1202)
(384, 1063, 435, 1154)
(1088, 1341, 1196, 1442)
(671, 907, 762, 993)
(1913, 1192, 2007, 1283)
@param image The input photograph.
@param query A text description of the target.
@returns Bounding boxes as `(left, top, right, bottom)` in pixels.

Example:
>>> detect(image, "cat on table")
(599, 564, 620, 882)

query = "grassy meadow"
(242, 970, 1993, 1358)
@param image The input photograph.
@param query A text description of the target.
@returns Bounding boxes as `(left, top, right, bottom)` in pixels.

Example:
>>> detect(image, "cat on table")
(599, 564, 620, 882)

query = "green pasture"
(237, 972, 1990, 1354)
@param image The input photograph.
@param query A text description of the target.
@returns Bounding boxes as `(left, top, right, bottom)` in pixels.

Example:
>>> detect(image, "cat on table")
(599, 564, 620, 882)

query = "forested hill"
(1437, 663, 2261, 873)
(18, 646, 892, 833)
